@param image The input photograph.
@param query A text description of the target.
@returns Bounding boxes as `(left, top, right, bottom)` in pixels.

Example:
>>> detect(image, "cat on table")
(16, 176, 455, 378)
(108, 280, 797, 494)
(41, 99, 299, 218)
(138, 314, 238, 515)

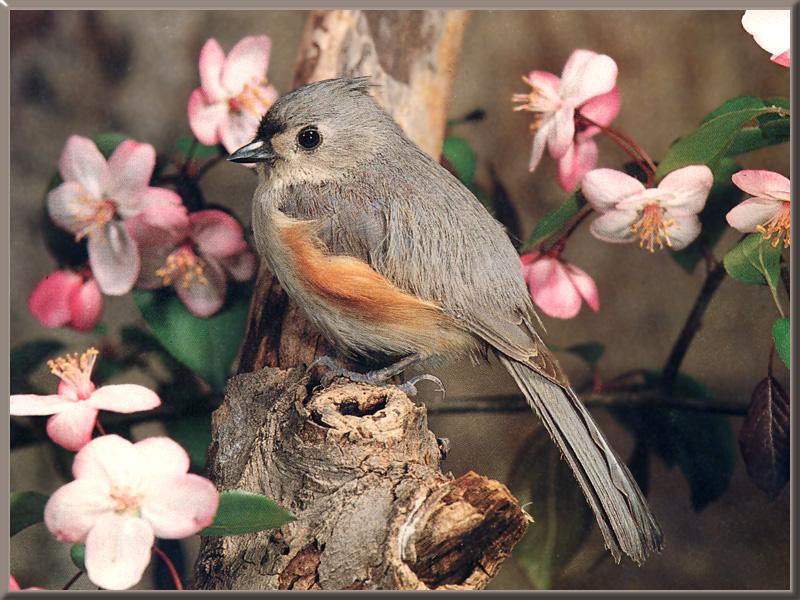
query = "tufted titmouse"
(229, 77, 663, 564)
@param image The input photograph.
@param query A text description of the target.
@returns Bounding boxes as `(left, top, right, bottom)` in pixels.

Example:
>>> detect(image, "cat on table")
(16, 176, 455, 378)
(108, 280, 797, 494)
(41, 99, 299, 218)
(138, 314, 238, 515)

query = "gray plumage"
(236, 77, 664, 564)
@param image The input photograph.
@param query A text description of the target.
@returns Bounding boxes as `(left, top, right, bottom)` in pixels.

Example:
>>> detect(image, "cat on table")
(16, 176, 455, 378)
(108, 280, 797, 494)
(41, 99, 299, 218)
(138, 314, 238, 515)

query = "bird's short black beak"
(227, 139, 277, 164)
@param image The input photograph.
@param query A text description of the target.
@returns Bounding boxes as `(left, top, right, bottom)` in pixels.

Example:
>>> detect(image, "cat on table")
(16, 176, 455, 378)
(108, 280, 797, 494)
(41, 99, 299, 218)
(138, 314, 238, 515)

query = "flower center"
(47, 348, 98, 400)
(155, 246, 209, 288)
(74, 197, 116, 241)
(512, 75, 561, 119)
(228, 80, 275, 118)
(756, 201, 790, 248)
(631, 203, 674, 253)
(109, 486, 143, 517)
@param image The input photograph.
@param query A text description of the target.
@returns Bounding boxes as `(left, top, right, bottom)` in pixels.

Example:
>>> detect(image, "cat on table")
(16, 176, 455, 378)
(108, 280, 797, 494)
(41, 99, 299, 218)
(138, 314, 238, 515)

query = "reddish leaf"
(739, 377, 790, 499)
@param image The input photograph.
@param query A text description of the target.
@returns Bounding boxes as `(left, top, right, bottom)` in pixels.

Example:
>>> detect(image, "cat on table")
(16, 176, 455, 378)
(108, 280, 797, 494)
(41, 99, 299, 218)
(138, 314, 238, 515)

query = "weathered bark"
(194, 368, 528, 590)
(195, 10, 529, 591)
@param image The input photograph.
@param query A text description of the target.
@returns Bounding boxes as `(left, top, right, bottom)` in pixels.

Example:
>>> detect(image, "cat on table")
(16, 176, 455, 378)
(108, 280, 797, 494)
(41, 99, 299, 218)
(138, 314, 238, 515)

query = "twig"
(62, 571, 83, 590)
(661, 261, 727, 390)
(426, 388, 748, 416)
(153, 545, 184, 591)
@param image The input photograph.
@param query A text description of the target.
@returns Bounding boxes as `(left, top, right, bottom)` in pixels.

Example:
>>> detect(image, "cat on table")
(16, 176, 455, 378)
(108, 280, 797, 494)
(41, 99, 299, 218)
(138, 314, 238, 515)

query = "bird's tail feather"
(500, 355, 664, 564)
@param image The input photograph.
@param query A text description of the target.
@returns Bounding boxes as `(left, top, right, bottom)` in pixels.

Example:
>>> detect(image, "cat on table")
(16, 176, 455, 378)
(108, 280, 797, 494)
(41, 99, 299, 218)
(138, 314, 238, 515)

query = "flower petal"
(771, 50, 790, 67)
(73, 434, 141, 485)
(741, 10, 791, 58)
(526, 257, 582, 319)
(549, 106, 576, 159)
(106, 140, 156, 209)
(46, 405, 99, 451)
(68, 278, 103, 332)
(85, 513, 154, 590)
(582, 168, 645, 212)
(175, 256, 227, 317)
(658, 165, 713, 216)
(141, 473, 219, 538)
(188, 88, 227, 147)
(126, 204, 188, 250)
(589, 209, 638, 244)
(10, 394, 76, 416)
(86, 384, 161, 414)
(198, 38, 227, 103)
(578, 86, 621, 133)
(726, 197, 783, 232)
(221, 35, 271, 95)
(47, 181, 98, 235)
(220, 248, 257, 282)
(731, 170, 791, 202)
(564, 263, 600, 312)
(219, 110, 260, 155)
(189, 210, 247, 259)
(28, 270, 83, 328)
(44, 479, 113, 543)
(559, 50, 618, 106)
(528, 120, 552, 173)
(58, 136, 109, 199)
(667, 215, 702, 250)
(133, 437, 190, 477)
(88, 221, 140, 296)
(557, 138, 598, 192)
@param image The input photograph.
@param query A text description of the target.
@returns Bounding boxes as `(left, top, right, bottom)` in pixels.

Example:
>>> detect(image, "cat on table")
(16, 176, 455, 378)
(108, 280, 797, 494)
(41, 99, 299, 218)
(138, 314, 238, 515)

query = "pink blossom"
(188, 36, 279, 153)
(521, 251, 599, 319)
(582, 165, 713, 252)
(132, 209, 256, 317)
(727, 170, 791, 248)
(43, 435, 219, 590)
(9, 576, 44, 591)
(742, 10, 790, 67)
(513, 49, 619, 190)
(10, 348, 160, 452)
(47, 136, 185, 296)
(28, 270, 103, 332)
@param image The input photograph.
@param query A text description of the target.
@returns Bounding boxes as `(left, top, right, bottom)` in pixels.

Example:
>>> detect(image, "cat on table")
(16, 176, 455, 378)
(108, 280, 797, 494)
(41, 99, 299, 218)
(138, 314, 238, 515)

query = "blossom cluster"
(12, 35, 281, 591)
(29, 36, 274, 332)
(514, 9, 790, 320)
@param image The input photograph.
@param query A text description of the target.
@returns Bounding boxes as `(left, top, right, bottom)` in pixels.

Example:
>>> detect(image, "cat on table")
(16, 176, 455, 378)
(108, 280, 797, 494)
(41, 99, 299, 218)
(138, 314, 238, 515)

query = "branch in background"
(427, 388, 748, 416)
(661, 262, 727, 389)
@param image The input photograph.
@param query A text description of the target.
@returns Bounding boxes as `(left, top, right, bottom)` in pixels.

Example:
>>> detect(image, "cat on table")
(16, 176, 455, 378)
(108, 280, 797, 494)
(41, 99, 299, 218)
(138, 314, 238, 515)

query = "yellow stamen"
(229, 79, 275, 118)
(73, 198, 116, 241)
(110, 486, 143, 517)
(631, 204, 674, 253)
(155, 247, 209, 289)
(511, 74, 560, 118)
(47, 348, 99, 399)
(755, 203, 791, 248)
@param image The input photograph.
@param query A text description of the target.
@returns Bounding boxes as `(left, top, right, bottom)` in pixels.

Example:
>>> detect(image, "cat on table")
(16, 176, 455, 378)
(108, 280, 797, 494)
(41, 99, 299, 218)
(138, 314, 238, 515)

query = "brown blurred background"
(10, 10, 790, 590)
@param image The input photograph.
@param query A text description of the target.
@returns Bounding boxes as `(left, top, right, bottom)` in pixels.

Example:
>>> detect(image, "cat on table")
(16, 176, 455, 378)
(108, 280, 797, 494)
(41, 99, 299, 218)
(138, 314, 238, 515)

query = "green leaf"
(175, 135, 222, 160)
(10, 491, 49, 536)
(200, 490, 295, 536)
(10, 340, 64, 393)
(522, 193, 587, 251)
(165, 415, 213, 470)
(442, 137, 477, 186)
(657, 97, 788, 179)
(562, 342, 605, 367)
(671, 158, 742, 273)
(723, 233, 782, 286)
(70, 544, 86, 571)
(610, 372, 735, 511)
(510, 431, 593, 589)
(132, 284, 252, 392)
(93, 132, 129, 158)
(772, 318, 790, 370)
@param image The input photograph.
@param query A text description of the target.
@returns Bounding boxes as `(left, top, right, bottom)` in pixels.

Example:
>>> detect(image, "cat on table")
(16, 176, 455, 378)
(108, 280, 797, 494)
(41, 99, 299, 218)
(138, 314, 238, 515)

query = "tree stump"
(194, 10, 530, 590)
(193, 367, 528, 590)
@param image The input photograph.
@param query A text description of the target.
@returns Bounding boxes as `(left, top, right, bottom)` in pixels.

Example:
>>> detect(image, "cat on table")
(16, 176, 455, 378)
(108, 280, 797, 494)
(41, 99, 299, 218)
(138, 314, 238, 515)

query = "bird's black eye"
(297, 126, 322, 150)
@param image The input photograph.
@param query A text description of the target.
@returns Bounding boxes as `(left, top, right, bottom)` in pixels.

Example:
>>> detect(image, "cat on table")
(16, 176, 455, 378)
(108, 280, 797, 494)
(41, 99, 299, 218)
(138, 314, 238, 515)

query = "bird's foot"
(308, 354, 445, 399)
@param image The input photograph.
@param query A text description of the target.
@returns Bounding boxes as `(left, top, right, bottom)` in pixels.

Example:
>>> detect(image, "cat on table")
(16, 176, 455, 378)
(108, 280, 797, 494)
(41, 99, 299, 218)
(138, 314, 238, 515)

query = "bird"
(228, 76, 664, 565)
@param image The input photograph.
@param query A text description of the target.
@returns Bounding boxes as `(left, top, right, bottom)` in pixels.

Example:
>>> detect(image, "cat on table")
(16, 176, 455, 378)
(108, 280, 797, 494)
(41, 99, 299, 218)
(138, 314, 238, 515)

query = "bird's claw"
(396, 374, 446, 400)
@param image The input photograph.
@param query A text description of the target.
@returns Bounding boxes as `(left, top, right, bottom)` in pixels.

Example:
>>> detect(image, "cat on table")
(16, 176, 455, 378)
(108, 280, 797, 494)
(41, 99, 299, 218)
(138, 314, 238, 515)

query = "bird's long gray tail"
(500, 355, 664, 564)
